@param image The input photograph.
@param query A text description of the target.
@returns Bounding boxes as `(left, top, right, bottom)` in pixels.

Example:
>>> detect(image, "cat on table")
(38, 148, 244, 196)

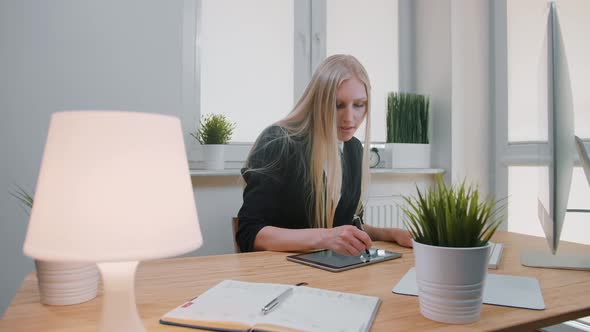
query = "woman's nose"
(341, 106, 355, 122)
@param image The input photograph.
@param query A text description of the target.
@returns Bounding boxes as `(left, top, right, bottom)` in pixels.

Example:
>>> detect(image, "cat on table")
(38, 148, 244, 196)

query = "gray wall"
(0, 0, 193, 316)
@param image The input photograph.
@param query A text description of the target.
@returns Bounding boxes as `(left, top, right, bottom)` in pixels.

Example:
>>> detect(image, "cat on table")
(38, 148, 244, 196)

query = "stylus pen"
(352, 216, 371, 261)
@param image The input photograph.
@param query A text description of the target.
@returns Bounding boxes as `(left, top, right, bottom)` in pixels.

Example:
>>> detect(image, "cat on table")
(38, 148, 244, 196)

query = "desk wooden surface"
(1, 231, 589, 332)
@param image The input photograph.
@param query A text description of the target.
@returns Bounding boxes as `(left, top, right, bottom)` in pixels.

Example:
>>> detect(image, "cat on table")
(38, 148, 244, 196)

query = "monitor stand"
(523, 137, 590, 271)
(521, 250, 590, 270)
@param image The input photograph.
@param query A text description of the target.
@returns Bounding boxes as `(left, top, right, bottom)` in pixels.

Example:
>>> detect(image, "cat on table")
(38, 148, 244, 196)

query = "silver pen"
(261, 282, 307, 315)
(261, 287, 293, 315)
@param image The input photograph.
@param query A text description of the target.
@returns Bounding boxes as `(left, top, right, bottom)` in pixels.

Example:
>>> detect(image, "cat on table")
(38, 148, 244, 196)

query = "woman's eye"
(336, 102, 365, 110)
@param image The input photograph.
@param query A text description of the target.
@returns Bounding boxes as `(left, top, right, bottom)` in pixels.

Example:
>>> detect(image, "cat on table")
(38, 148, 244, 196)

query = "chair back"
(232, 217, 240, 253)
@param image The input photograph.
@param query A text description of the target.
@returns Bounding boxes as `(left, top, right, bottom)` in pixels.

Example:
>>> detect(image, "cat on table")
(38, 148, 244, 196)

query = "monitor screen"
(537, 1, 575, 255)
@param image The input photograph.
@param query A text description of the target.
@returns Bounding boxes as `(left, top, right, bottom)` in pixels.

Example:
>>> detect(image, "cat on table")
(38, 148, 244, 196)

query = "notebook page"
(257, 286, 380, 332)
(163, 280, 292, 325)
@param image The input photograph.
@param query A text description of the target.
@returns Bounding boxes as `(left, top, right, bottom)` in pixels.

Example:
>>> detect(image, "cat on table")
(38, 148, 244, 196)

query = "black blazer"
(236, 126, 363, 252)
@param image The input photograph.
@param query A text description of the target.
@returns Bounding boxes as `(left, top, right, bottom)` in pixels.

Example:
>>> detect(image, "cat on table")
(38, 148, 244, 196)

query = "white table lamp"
(23, 111, 203, 332)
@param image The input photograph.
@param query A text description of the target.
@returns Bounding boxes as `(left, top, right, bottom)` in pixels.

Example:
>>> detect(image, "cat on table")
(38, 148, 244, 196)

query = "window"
(558, 0, 590, 137)
(200, 0, 294, 142)
(326, 0, 398, 142)
(507, 0, 547, 142)
(196, 0, 400, 144)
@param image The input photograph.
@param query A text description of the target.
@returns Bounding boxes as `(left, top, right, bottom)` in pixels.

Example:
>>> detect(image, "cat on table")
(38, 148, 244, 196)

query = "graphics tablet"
(287, 248, 402, 272)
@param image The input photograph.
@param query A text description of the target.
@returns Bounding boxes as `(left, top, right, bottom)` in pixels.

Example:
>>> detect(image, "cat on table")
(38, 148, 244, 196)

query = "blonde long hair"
(247, 54, 371, 228)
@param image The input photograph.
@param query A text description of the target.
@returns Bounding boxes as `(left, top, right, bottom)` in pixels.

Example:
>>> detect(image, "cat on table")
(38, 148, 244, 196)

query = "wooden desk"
(1, 231, 589, 332)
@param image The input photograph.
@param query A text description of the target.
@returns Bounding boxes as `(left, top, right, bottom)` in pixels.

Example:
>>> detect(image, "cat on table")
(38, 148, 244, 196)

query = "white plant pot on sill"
(202, 144, 225, 170)
(385, 143, 431, 168)
(35, 260, 100, 306)
(413, 240, 491, 324)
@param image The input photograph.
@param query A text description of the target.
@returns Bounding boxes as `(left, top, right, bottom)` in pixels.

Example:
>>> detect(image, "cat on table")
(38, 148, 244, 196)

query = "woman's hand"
(364, 225, 413, 248)
(320, 225, 372, 256)
(391, 228, 413, 248)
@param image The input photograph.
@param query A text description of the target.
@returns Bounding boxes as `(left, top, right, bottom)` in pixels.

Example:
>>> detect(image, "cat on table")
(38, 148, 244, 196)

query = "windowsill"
(189, 168, 445, 177)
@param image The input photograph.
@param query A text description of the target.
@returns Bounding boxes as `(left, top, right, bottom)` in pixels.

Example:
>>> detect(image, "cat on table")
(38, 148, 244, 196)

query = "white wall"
(450, 0, 492, 194)
(414, 0, 454, 181)
(190, 176, 244, 256)
(413, 0, 493, 193)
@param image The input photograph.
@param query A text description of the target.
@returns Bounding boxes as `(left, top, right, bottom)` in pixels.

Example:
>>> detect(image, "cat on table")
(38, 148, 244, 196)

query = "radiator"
(364, 196, 407, 229)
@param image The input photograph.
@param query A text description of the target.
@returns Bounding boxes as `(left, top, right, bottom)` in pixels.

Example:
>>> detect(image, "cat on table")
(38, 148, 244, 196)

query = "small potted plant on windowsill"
(401, 176, 506, 324)
(191, 113, 236, 170)
(385, 92, 430, 168)
(10, 186, 100, 306)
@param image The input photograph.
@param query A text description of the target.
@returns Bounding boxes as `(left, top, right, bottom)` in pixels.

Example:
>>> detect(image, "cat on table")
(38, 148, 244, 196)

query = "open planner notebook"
(160, 280, 381, 332)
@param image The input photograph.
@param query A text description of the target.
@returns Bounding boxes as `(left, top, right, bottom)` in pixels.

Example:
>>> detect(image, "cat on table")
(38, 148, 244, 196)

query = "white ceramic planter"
(385, 143, 431, 168)
(413, 240, 491, 324)
(202, 144, 225, 170)
(35, 260, 100, 306)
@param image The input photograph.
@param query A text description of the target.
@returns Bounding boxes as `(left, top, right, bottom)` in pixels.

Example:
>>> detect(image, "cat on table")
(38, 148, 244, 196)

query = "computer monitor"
(520, 2, 590, 270)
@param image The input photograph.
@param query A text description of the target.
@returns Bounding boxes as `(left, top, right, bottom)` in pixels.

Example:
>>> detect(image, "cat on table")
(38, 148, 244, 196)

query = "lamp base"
(97, 261, 146, 332)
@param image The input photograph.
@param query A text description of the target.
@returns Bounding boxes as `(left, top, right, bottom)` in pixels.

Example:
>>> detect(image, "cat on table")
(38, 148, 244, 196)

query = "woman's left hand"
(391, 228, 413, 248)
(364, 225, 414, 248)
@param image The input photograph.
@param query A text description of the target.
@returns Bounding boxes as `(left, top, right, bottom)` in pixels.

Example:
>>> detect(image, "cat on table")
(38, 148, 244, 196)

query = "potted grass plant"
(385, 92, 430, 168)
(401, 176, 506, 324)
(10, 186, 100, 306)
(191, 113, 236, 170)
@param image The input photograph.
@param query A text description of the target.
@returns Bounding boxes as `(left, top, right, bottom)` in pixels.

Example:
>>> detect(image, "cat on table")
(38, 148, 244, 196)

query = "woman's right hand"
(320, 225, 372, 256)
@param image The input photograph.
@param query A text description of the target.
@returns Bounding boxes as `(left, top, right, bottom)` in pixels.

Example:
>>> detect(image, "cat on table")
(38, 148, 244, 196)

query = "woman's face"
(335, 78, 367, 142)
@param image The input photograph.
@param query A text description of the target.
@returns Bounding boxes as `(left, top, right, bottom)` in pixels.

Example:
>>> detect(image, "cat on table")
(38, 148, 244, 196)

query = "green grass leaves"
(402, 176, 506, 247)
(191, 114, 236, 145)
(386, 92, 429, 144)
(10, 185, 34, 215)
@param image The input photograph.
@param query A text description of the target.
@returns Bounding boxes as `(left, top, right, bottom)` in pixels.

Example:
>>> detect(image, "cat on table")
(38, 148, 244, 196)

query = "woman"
(236, 54, 413, 255)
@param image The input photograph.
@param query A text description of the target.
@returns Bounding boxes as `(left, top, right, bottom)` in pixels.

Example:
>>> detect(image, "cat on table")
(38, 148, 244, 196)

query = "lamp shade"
(24, 111, 202, 262)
